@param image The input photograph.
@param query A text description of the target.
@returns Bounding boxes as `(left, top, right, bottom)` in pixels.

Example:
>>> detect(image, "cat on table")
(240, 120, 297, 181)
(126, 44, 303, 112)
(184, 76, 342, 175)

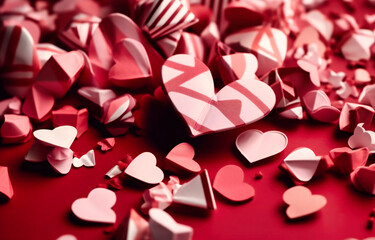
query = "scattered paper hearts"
(34, 126, 77, 149)
(351, 164, 375, 195)
(283, 148, 321, 182)
(149, 208, 193, 240)
(236, 129, 288, 163)
(213, 165, 255, 202)
(125, 152, 164, 184)
(283, 186, 327, 219)
(73, 150, 95, 168)
(71, 188, 116, 224)
(0, 166, 14, 199)
(162, 54, 276, 137)
(348, 123, 375, 153)
(165, 143, 201, 174)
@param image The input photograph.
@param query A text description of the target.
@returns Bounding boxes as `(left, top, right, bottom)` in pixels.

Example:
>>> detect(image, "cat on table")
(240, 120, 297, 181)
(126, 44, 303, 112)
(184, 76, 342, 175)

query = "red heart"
(329, 147, 369, 174)
(213, 165, 255, 202)
(165, 142, 201, 174)
(351, 164, 375, 195)
(162, 54, 275, 137)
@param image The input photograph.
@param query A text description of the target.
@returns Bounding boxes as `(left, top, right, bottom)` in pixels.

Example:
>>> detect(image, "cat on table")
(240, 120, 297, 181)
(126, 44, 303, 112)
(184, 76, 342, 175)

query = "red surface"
(2, 1, 375, 240)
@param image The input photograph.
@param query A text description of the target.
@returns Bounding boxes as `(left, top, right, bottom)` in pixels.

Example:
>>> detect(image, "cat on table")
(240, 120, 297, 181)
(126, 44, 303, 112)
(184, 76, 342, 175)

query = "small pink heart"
(283, 148, 321, 182)
(34, 126, 77, 149)
(47, 147, 74, 174)
(351, 164, 375, 195)
(213, 165, 255, 202)
(303, 90, 340, 123)
(236, 129, 288, 163)
(71, 188, 116, 224)
(125, 152, 164, 184)
(149, 208, 193, 240)
(283, 186, 327, 219)
(165, 143, 201, 174)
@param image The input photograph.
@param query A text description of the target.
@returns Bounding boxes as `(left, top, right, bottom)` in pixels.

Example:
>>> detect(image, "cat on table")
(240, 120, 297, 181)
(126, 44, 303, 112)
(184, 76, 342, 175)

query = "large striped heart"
(162, 54, 276, 137)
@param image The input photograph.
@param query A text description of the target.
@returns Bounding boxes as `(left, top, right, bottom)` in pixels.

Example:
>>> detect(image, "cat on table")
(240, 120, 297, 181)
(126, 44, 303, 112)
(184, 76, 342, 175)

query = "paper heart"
(303, 10, 333, 41)
(284, 148, 321, 182)
(329, 147, 369, 174)
(294, 26, 326, 57)
(283, 186, 327, 219)
(359, 84, 375, 109)
(351, 163, 375, 195)
(0, 166, 14, 199)
(108, 38, 152, 89)
(22, 85, 55, 121)
(34, 126, 77, 149)
(354, 68, 372, 85)
(303, 90, 340, 123)
(73, 149, 95, 168)
(162, 54, 275, 137)
(236, 129, 288, 163)
(52, 105, 89, 138)
(71, 188, 116, 224)
(149, 208, 193, 240)
(341, 29, 375, 61)
(165, 143, 201, 174)
(339, 103, 375, 133)
(213, 165, 255, 202)
(47, 147, 74, 174)
(125, 152, 164, 184)
(348, 123, 375, 153)
(0, 114, 32, 144)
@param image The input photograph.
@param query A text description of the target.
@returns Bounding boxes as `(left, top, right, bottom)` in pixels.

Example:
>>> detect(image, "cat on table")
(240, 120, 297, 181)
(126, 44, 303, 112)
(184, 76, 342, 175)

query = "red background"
(2, 0, 375, 239)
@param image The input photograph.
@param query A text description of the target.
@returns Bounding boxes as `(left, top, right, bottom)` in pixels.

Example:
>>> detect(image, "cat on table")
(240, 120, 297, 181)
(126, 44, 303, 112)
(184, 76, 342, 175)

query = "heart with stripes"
(161, 54, 276, 137)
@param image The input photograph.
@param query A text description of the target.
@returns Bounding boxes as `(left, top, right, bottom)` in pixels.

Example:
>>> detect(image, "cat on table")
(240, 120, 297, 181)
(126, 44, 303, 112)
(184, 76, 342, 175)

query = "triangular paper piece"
(173, 169, 216, 210)
(115, 209, 150, 240)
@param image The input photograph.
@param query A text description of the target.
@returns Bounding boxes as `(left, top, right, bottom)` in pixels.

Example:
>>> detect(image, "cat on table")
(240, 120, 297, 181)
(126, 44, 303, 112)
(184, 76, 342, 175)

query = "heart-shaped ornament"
(284, 148, 321, 182)
(348, 123, 375, 153)
(46, 147, 74, 174)
(149, 208, 193, 240)
(213, 165, 255, 202)
(351, 164, 375, 195)
(71, 188, 116, 224)
(303, 90, 340, 123)
(236, 129, 288, 163)
(125, 152, 164, 184)
(34, 126, 77, 149)
(329, 147, 369, 174)
(283, 186, 327, 219)
(165, 143, 201, 174)
(162, 54, 275, 137)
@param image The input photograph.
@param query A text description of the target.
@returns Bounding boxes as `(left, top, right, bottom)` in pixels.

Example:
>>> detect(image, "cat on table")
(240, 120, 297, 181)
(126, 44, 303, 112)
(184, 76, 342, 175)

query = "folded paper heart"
(339, 103, 375, 132)
(294, 26, 326, 57)
(149, 208, 193, 240)
(302, 10, 333, 41)
(348, 123, 375, 153)
(125, 152, 164, 184)
(302, 90, 340, 123)
(0, 114, 32, 144)
(71, 188, 116, 224)
(329, 147, 369, 174)
(162, 54, 275, 137)
(359, 84, 375, 109)
(0, 97, 21, 117)
(174, 32, 205, 61)
(47, 147, 74, 175)
(115, 209, 150, 240)
(283, 186, 327, 219)
(165, 143, 201, 174)
(341, 29, 375, 61)
(52, 106, 89, 138)
(236, 129, 288, 163)
(33, 126, 77, 149)
(73, 149, 95, 168)
(350, 164, 375, 195)
(213, 165, 255, 202)
(0, 166, 14, 199)
(97, 138, 115, 152)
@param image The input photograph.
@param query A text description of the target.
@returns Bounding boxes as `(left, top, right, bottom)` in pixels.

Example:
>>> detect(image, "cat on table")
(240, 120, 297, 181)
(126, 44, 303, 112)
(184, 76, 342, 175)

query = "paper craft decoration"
(302, 90, 340, 123)
(174, 32, 205, 61)
(0, 114, 32, 144)
(302, 10, 333, 41)
(108, 38, 152, 89)
(329, 147, 369, 174)
(71, 188, 116, 224)
(341, 29, 375, 61)
(0, 97, 21, 117)
(97, 138, 115, 152)
(115, 209, 150, 240)
(47, 147, 74, 174)
(339, 103, 375, 132)
(142, 182, 174, 213)
(22, 86, 55, 121)
(348, 123, 375, 153)
(0, 25, 40, 99)
(282, 148, 321, 182)
(161, 54, 276, 137)
(37, 43, 66, 67)
(351, 163, 375, 195)
(0, 166, 14, 199)
(323, 70, 345, 89)
(52, 105, 89, 138)
(213, 165, 255, 202)
(165, 143, 201, 174)
(224, 26, 287, 76)
(359, 84, 375, 108)
(149, 208, 193, 240)
(236, 129, 288, 163)
(173, 169, 217, 210)
(125, 152, 164, 184)
(105, 165, 122, 179)
(34, 126, 77, 149)
(354, 68, 372, 85)
(336, 81, 359, 100)
(56, 234, 77, 240)
(283, 186, 327, 219)
(24, 141, 51, 163)
(73, 149, 95, 168)
(293, 27, 326, 57)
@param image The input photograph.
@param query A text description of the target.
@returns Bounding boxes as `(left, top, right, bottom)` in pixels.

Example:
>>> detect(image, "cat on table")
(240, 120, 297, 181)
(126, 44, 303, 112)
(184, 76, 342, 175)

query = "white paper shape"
(348, 123, 375, 153)
(284, 148, 321, 182)
(73, 149, 95, 168)
(105, 165, 122, 178)
(33, 126, 77, 149)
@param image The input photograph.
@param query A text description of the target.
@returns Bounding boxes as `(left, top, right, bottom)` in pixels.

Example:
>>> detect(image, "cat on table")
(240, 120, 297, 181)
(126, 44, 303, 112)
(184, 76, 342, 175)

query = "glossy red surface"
(2, 1, 375, 240)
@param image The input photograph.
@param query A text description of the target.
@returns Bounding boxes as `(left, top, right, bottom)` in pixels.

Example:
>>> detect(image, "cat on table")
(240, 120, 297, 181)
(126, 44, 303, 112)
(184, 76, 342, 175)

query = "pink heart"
(71, 188, 116, 224)
(294, 26, 326, 57)
(283, 148, 321, 182)
(236, 129, 288, 163)
(283, 186, 327, 219)
(351, 164, 375, 195)
(0, 167, 14, 199)
(108, 38, 152, 89)
(165, 143, 201, 174)
(149, 208, 193, 240)
(213, 165, 255, 202)
(303, 90, 340, 123)
(47, 147, 74, 175)
(162, 54, 275, 137)
(34, 126, 77, 149)
(125, 152, 164, 184)
(329, 147, 369, 174)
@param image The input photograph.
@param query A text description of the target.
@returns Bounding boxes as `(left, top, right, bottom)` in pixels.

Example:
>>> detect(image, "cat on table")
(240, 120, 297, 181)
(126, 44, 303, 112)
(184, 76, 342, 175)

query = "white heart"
(34, 126, 77, 148)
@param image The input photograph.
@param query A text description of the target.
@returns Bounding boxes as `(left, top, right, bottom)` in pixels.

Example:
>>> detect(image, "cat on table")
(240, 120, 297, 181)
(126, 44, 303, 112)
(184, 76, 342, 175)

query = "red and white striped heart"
(162, 54, 276, 137)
